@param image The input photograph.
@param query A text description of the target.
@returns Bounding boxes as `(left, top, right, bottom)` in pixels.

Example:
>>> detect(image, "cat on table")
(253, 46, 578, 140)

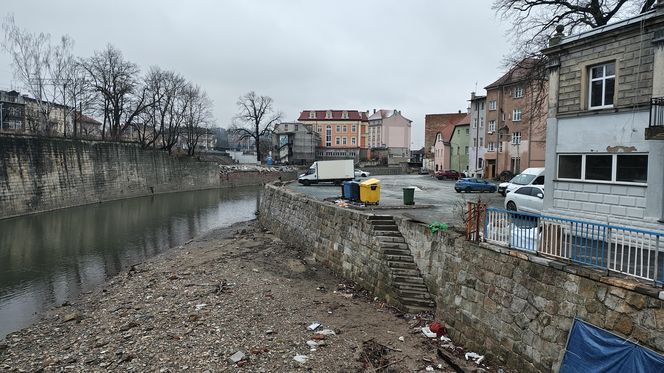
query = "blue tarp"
(560, 319, 664, 373)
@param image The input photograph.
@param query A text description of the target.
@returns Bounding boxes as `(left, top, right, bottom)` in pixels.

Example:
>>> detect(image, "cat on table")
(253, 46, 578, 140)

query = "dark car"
(497, 170, 514, 182)
(454, 178, 497, 193)
(435, 170, 463, 180)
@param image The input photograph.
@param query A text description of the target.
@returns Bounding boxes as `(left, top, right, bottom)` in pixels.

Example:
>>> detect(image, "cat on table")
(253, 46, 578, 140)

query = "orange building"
(298, 110, 369, 161)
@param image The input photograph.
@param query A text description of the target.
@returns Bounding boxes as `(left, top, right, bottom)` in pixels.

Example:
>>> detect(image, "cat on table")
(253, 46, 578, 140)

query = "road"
(288, 174, 505, 226)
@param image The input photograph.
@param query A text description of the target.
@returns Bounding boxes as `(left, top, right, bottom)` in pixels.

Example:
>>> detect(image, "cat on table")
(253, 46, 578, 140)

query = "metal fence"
(483, 207, 664, 284)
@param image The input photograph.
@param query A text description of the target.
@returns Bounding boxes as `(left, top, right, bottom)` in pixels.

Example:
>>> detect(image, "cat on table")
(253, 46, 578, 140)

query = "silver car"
(504, 185, 544, 214)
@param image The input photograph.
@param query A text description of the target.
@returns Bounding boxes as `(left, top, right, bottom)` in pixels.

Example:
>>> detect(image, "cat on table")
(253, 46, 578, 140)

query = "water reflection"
(0, 187, 261, 339)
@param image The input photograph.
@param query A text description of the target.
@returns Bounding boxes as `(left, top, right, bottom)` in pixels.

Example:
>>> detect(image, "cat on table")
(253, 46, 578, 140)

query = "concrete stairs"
(369, 215, 435, 313)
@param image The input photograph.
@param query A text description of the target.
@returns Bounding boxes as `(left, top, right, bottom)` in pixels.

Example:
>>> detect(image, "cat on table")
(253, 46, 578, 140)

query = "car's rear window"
(511, 173, 537, 185)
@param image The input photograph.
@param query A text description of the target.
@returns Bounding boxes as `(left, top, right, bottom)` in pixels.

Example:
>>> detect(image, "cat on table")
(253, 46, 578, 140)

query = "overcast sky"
(0, 1, 511, 149)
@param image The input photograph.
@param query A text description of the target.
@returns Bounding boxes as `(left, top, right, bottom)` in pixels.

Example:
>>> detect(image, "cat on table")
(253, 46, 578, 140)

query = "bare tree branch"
(230, 91, 281, 162)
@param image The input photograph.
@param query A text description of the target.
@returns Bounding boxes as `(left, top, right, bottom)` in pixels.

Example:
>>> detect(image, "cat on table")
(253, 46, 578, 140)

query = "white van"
(498, 167, 545, 196)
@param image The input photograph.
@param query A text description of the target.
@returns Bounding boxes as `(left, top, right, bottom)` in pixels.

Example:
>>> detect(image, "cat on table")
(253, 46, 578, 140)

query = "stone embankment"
(0, 221, 464, 372)
(259, 183, 664, 373)
(0, 134, 296, 219)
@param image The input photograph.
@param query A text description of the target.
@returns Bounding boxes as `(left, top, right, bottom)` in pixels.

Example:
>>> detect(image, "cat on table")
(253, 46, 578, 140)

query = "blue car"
(454, 178, 497, 193)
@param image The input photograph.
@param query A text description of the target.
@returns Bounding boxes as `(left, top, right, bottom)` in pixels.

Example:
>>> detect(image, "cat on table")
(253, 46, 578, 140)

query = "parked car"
(454, 178, 497, 193)
(354, 169, 370, 178)
(497, 170, 514, 182)
(436, 170, 463, 180)
(498, 167, 545, 196)
(504, 185, 544, 214)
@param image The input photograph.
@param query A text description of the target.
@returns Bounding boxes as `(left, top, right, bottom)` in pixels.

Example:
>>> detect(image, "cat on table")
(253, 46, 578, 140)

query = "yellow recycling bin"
(359, 178, 381, 204)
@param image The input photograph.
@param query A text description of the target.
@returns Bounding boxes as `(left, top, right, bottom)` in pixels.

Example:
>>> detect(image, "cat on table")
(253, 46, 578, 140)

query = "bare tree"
(182, 85, 214, 156)
(231, 91, 281, 162)
(65, 60, 94, 138)
(494, 0, 657, 58)
(82, 44, 151, 140)
(2, 15, 74, 135)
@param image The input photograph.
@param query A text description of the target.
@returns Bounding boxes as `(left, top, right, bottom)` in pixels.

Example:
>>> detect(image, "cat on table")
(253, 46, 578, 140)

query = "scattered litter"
(316, 329, 336, 336)
(252, 268, 259, 272)
(408, 186, 423, 192)
(398, 336, 405, 342)
(307, 323, 321, 331)
(440, 336, 451, 343)
(465, 352, 485, 364)
(265, 329, 274, 335)
(421, 327, 436, 338)
(227, 351, 246, 364)
(334, 200, 350, 207)
(306, 340, 319, 349)
(429, 321, 445, 337)
(425, 366, 434, 372)
(194, 303, 206, 311)
(293, 354, 308, 364)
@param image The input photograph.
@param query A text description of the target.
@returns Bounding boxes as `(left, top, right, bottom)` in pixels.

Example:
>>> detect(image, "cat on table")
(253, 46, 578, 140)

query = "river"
(0, 186, 261, 339)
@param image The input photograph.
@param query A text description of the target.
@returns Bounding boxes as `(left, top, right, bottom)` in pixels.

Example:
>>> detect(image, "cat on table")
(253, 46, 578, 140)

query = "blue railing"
(484, 207, 664, 284)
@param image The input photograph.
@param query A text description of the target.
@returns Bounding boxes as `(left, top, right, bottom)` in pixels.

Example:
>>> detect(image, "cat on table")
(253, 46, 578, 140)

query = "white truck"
(298, 160, 354, 186)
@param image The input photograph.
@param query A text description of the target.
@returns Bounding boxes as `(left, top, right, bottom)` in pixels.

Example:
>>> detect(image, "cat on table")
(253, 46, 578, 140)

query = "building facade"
(298, 110, 368, 161)
(272, 121, 319, 165)
(0, 90, 26, 133)
(468, 93, 486, 177)
(367, 109, 412, 151)
(542, 7, 664, 229)
(449, 117, 470, 174)
(424, 111, 467, 171)
(432, 123, 456, 172)
(483, 62, 547, 179)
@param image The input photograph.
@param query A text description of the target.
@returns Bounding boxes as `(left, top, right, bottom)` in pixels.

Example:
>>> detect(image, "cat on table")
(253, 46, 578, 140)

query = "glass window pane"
(530, 188, 543, 197)
(605, 63, 615, 76)
(590, 81, 603, 107)
(585, 155, 612, 181)
(591, 66, 604, 79)
(604, 78, 615, 106)
(616, 155, 648, 183)
(558, 155, 582, 179)
(516, 187, 531, 195)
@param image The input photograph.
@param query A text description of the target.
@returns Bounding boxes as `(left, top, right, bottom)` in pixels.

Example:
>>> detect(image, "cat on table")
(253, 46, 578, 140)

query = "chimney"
(373, 109, 376, 114)
(549, 25, 565, 47)
(471, 91, 476, 100)
(458, 110, 461, 114)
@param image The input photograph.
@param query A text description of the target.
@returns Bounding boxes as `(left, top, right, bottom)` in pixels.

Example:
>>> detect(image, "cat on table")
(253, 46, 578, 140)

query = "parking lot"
(287, 174, 505, 226)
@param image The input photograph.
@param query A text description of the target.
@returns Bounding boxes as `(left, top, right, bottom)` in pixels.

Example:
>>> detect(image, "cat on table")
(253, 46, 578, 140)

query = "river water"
(0, 187, 261, 339)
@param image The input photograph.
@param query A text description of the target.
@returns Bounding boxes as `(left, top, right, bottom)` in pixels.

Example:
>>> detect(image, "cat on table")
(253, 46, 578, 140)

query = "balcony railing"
(650, 97, 664, 128)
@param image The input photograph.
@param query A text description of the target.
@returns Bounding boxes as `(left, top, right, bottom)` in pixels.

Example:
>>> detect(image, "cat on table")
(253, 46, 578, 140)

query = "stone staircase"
(369, 215, 435, 313)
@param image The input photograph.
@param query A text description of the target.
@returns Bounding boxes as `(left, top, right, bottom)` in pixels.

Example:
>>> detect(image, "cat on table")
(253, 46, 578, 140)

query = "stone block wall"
(259, 186, 664, 372)
(258, 184, 401, 305)
(0, 134, 295, 219)
(396, 217, 664, 372)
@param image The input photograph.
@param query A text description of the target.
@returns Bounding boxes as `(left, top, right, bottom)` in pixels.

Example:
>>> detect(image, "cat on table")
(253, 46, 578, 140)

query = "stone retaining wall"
(0, 134, 296, 219)
(260, 184, 664, 372)
(259, 184, 404, 306)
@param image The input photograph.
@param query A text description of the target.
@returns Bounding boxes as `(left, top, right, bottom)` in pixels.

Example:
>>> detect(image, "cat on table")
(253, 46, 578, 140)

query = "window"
(502, 112, 506, 121)
(309, 111, 316, 119)
(295, 124, 298, 131)
(512, 132, 521, 145)
(511, 157, 521, 174)
(589, 62, 615, 108)
(488, 100, 496, 110)
(465, 146, 469, 154)
(284, 124, 288, 131)
(473, 138, 477, 147)
(512, 109, 522, 122)
(480, 102, 484, 110)
(466, 128, 469, 134)
(342, 126, 347, 133)
(498, 142, 503, 153)
(335, 136, 340, 145)
(479, 137, 483, 147)
(472, 118, 477, 128)
(488, 120, 496, 132)
(336, 125, 341, 132)
(341, 110, 349, 119)
(325, 125, 332, 146)
(351, 137, 356, 145)
(325, 110, 332, 119)
(515, 187, 532, 196)
(478, 158, 483, 168)
(351, 125, 356, 132)
(488, 142, 495, 151)
(480, 118, 484, 128)
(514, 86, 524, 98)
(557, 154, 648, 184)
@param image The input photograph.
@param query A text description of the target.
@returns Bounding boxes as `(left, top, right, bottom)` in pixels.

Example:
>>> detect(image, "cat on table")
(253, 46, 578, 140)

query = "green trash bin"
(403, 187, 415, 205)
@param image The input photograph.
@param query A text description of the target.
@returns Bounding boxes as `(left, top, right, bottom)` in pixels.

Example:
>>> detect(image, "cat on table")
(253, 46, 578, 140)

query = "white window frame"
(351, 137, 356, 145)
(514, 86, 524, 98)
(325, 125, 332, 146)
(325, 110, 332, 119)
(512, 109, 522, 122)
(556, 153, 647, 185)
(512, 132, 521, 145)
(309, 111, 316, 119)
(342, 137, 347, 145)
(498, 142, 503, 153)
(589, 62, 616, 109)
(335, 136, 340, 145)
(487, 142, 495, 151)
(488, 120, 496, 133)
(488, 100, 496, 111)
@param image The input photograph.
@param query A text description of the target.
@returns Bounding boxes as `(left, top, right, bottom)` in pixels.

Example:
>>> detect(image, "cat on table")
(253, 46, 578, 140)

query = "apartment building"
(468, 93, 486, 177)
(483, 62, 547, 179)
(298, 110, 368, 161)
(367, 109, 412, 165)
(423, 111, 467, 171)
(272, 121, 319, 165)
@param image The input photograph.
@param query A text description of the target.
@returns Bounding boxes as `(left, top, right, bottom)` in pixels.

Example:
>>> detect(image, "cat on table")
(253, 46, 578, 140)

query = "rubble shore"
(0, 221, 460, 372)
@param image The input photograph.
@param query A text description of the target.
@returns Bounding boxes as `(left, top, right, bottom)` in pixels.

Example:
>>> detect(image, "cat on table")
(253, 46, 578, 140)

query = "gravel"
(0, 221, 459, 372)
